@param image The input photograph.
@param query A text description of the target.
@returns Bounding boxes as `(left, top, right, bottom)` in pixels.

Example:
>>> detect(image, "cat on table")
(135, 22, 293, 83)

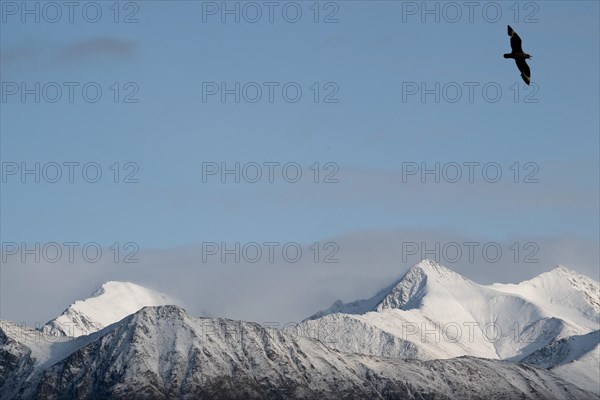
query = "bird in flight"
(503, 25, 532, 85)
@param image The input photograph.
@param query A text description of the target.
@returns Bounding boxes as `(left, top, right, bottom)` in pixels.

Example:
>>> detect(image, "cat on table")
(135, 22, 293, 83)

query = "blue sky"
(1, 1, 599, 324)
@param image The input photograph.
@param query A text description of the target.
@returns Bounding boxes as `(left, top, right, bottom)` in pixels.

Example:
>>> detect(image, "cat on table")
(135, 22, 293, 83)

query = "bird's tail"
(503, 54, 511, 59)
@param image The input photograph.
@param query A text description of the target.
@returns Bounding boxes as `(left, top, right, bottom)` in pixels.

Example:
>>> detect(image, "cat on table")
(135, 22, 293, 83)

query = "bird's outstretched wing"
(515, 58, 531, 85)
(508, 25, 523, 53)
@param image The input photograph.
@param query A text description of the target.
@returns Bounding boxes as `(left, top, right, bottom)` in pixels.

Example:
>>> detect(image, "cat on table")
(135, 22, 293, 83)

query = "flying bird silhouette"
(503, 25, 532, 85)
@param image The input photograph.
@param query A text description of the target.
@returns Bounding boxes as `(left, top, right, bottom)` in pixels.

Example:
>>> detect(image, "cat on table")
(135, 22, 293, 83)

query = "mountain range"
(300, 260, 599, 393)
(1, 260, 598, 399)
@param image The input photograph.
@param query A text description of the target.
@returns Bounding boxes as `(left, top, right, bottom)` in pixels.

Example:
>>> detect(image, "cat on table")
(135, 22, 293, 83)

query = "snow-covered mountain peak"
(553, 265, 581, 275)
(520, 265, 595, 287)
(375, 259, 474, 311)
(89, 280, 126, 296)
(552, 267, 599, 298)
(87, 281, 176, 302)
(491, 266, 600, 318)
(403, 259, 467, 280)
(42, 281, 180, 338)
(403, 258, 477, 285)
(412, 258, 451, 273)
(305, 260, 475, 319)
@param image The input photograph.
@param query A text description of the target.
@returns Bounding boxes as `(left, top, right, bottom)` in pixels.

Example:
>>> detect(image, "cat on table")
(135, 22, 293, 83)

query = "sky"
(1, 0, 599, 326)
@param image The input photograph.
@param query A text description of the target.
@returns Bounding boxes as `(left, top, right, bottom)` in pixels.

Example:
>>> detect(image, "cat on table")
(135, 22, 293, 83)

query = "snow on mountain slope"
(521, 330, 600, 394)
(489, 266, 600, 324)
(552, 340, 600, 395)
(0, 320, 101, 397)
(42, 281, 179, 337)
(301, 260, 599, 363)
(2, 306, 596, 400)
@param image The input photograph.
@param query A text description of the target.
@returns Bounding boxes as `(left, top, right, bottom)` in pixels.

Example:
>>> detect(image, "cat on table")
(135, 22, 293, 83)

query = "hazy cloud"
(60, 37, 136, 59)
(1, 229, 598, 329)
(0, 43, 42, 67)
(0, 37, 136, 75)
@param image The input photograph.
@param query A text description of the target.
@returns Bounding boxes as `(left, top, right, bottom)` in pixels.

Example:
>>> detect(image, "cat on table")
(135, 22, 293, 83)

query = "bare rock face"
(0, 322, 37, 397)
